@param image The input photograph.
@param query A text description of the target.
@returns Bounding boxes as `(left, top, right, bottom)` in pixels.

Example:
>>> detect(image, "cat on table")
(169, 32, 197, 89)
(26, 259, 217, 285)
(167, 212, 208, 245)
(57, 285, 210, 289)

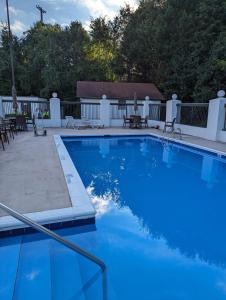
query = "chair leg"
(8, 128, 13, 139)
(0, 134, 5, 150)
(5, 132, 9, 144)
(10, 128, 14, 139)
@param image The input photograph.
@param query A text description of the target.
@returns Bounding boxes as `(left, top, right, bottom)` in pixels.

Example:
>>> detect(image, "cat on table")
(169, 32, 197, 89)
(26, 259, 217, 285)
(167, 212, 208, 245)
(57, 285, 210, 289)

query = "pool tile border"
(61, 132, 226, 158)
(0, 217, 95, 238)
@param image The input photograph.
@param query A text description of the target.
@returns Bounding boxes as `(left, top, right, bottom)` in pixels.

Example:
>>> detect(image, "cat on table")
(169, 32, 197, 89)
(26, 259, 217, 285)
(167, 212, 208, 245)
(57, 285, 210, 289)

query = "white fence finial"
(145, 96, 150, 101)
(102, 94, 107, 100)
(217, 90, 225, 98)
(172, 94, 178, 100)
(52, 92, 58, 98)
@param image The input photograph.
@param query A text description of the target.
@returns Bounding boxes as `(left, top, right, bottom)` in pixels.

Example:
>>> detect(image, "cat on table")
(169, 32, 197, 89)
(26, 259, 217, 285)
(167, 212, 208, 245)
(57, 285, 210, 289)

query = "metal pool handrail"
(0, 202, 107, 300)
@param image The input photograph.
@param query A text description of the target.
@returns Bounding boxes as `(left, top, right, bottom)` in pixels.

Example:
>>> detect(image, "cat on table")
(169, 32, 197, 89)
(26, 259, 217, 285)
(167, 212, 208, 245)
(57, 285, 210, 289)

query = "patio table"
(128, 115, 144, 129)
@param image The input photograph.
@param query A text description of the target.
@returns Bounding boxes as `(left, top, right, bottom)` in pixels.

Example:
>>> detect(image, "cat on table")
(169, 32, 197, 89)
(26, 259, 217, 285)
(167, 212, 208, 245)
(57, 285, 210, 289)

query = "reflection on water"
(201, 156, 223, 189)
(162, 143, 176, 168)
(64, 136, 226, 299)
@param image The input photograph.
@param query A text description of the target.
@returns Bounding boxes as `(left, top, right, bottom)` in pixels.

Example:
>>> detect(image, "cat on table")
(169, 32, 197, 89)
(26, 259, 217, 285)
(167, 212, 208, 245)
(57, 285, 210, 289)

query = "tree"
(1, 0, 226, 100)
(19, 21, 89, 99)
(88, 17, 119, 81)
(0, 26, 23, 95)
(120, 0, 164, 82)
(191, 0, 226, 100)
(89, 17, 111, 44)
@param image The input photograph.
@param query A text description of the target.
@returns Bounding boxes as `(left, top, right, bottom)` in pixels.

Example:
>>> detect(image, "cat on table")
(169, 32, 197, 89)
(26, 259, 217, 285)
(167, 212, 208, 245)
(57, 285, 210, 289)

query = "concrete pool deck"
(0, 127, 225, 222)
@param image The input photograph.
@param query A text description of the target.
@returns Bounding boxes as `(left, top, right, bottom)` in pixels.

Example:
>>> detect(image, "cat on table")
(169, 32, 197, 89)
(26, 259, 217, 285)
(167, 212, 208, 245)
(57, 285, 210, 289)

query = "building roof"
(76, 81, 164, 100)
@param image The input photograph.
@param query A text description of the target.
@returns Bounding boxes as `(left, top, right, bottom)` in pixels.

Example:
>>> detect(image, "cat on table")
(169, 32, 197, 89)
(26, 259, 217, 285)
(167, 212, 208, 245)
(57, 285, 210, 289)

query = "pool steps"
(0, 227, 115, 300)
(13, 234, 52, 299)
(0, 236, 22, 299)
(51, 238, 86, 300)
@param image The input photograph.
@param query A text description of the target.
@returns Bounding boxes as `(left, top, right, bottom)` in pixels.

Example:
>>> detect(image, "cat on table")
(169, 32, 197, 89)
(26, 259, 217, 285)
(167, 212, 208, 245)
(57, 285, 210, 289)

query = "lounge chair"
(74, 118, 91, 130)
(90, 120, 104, 129)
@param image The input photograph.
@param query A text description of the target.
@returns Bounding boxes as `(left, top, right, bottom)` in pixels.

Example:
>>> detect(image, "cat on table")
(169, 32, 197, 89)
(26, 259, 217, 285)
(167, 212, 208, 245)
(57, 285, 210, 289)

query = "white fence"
(1, 92, 226, 143)
(60, 101, 100, 120)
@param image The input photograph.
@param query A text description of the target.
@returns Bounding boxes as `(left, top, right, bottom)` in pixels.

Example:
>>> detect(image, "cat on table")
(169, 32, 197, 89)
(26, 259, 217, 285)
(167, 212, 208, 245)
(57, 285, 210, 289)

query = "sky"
(0, 0, 138, 36)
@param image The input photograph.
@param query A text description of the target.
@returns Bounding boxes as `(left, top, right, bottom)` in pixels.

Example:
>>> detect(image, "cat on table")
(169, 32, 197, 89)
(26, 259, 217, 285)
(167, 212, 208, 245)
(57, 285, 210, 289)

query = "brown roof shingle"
(76, 81, 164, 100)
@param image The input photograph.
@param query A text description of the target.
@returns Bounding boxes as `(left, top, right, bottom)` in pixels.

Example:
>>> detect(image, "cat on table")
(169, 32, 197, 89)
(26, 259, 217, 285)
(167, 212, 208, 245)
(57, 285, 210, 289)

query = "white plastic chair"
(65, 116, 75, 128)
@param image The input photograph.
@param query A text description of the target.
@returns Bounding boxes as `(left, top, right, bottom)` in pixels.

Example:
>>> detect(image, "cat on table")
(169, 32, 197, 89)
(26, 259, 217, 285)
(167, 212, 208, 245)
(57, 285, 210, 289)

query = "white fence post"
(142, 96, 150, 118)
(206, 90, 226, 141)
(0, 96, 3, 117)
(49, 93, 61, 127)
(166, 94, 181, 122)
(100, 95, 110, 127)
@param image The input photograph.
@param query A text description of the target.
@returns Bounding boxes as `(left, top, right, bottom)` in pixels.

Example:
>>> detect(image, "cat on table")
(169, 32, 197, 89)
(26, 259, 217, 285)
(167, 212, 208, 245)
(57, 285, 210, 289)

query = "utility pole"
(6, 0, 17, 112)
(36, 5, 46, 23)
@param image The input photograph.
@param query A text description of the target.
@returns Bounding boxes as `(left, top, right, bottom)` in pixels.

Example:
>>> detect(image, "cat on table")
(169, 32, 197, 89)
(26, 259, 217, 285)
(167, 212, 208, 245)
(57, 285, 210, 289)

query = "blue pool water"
(1, 135, 226, 299)
(63, 135, 226, 299)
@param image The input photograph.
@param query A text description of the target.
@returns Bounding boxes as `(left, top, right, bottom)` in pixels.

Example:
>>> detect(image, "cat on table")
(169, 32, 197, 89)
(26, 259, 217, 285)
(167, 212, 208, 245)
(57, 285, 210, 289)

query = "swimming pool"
(62, 134, 226, 299)
(1, 134, 226, 300)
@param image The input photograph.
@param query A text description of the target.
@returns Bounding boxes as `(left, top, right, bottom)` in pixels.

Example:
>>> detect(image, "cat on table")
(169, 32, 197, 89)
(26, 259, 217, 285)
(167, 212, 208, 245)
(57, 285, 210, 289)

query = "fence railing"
(2, 100, 50, 119)
(223, 104, 226, 131)
(149, 103, 166, 121)
(176, 103, 209, 128)
(60, 101, 100, 119)
(110, 102, 143, 119)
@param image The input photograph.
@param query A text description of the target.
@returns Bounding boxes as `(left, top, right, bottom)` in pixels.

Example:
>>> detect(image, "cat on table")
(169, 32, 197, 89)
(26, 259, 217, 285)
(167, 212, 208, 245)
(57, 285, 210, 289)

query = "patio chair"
(33, 115, 47, 136)
(4, 117, 17, 135)
(140, 116, 149, 128)
(16, 115, 27, 131)
(26, 115, 36, 129)
(0, 121, 6, 150)
(65, 116, 75, 128)
(0, 131, 5, 150)
(163, 117, 176, 133)
(3, 119, 15, 139)
(0, 123, 9, 147)
(123, 115, 131, 128)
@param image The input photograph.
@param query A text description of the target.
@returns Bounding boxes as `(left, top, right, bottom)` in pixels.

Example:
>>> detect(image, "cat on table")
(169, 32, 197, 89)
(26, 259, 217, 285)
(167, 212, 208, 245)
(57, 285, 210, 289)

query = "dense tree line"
(0, 0, 226, 101)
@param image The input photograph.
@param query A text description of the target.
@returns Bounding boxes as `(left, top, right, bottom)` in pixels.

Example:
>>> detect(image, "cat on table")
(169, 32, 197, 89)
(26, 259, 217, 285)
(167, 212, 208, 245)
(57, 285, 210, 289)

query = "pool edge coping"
(54, 134, 96, 216)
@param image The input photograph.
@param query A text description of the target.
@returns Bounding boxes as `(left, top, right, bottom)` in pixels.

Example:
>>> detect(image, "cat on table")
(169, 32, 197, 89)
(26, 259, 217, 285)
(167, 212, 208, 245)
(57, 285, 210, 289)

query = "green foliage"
(0, 26, 22, 95)
(42, 111, 50, 119)
(90, 17, 111, 43)
(0, 0, 226, 100)
(86, 42, 117, 81)
(19, 21, 89, 98)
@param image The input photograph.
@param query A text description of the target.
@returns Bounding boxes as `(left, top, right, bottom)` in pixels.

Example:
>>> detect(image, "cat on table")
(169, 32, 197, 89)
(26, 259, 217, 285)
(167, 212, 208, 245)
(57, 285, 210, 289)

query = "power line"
(36, 4, 46, 23)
